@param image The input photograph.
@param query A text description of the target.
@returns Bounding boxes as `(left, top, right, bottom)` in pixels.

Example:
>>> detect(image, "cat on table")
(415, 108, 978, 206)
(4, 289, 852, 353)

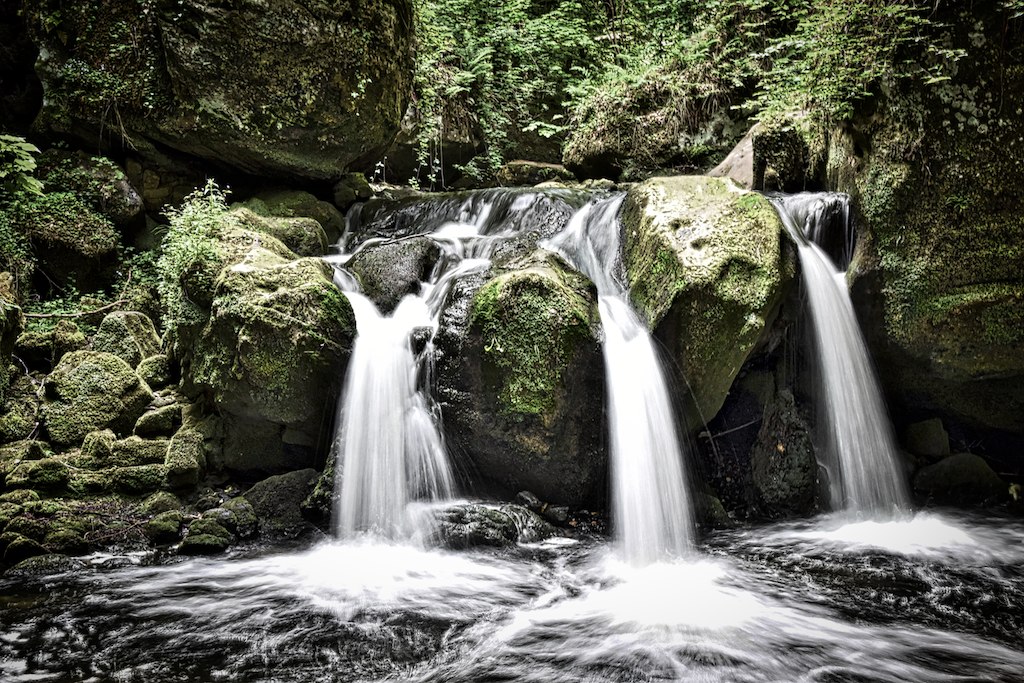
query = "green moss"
(145, 510, 184, 544)
(164, 429, 204, 489)
(470, 260, 595, 420)
(110, 464, 167, 494)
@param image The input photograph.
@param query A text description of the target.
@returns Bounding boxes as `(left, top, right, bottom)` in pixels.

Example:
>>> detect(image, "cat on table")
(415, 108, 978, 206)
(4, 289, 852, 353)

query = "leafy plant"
(0, 134, 44, 197)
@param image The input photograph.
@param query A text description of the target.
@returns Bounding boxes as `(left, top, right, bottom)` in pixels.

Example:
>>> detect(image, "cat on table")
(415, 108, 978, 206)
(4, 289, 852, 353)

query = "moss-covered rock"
(219, 497, 258, 539)
(136, 353, 172, 390)
(134, 403, 183, 438)
(348, 237, 439, 314)
(5, 457, 70, 492)
(27, 0, 414, 180)
(15, 320, 87, 371)
(0, 373, 39, 443)
(829, 8, 1024, 439)
(0, 275, 23, 403)
(238, 190, 344, 245)
(0, 439, 47, 487)
(92, 311, 162, 368)
(37, 150, 143, 226)
(41, 351, 153, 446)
(110, 464, 168, 495)
(1, 532, 46, 564)
(913, 453, 1006, 505)
(145, 510, 184, 545)
(108, 436, 169, 468)
(244, 469, 317, 537)
(164, 428, 205, 489)
(622, 176, 793, 426)
(232, 208, 329, 258)
(436, 251, 605, 506)
(496, 161, 575, 187)
(142, 490, 180, 515)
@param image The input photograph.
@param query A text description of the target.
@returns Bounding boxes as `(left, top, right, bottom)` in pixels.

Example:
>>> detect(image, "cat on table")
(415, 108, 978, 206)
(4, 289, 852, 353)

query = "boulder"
(232, 208, 329, 258)
(0, 374, 39, 443)
(622, 176, 793, 426)
(903, 418, 951, 459)
(14, 320, 87, 372)
(332, 173, 374, 210)
(37, 150, 143, 226)
(913, 453, 1006, 505)
(164, 429, 205, 489)
(496, 161, 575, 187)
(435, 251, 605, 506)
(750, 390, 818, 516)
(136, 354, 172, 389)
(430, 503, 553, 549)
(0, 274, 23, 403)
(41, 351, 153, 446)
(92, 311, 162, 368)
(243, 469, 317, 537)
(348, 237, 439, 314)
(145, 510, 184, 545)
(179, 518, 232, 555)
(238, 189, 345, 246)
(28, 0, 414, 180)
(134, 403, 183, 438)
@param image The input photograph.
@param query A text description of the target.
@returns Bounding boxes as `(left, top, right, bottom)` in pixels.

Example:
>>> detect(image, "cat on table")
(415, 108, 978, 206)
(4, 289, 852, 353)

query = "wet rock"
(92, 311, 162, 368)
(145, 510, 185, 545)
(436, 251, 605, 507)
(300, 453, 335, 526)
(27, 0, 414, 180)
(695, 492, 734, 529)
(244, 469, 318, 537)
(622, 176, 793, 426)
(750, 390, 818, 516)
(134, 403, 183, 438)
(333, 173, 373, 211)
(41, 351, 153, 446)
(903, 418, 951, 459)
(136, 354, 172, 390)
(515, 490, 569, 525)
(179, 518, 232, 555)
(142, 491, 181, 515)
(5, 554, 87, 578)
(221, 497, 259, 539)
(913, 453, 1005, 505)
(431, 503, 553, 549)
(348, 237, 439, 314)
(1, 533, 47, 564)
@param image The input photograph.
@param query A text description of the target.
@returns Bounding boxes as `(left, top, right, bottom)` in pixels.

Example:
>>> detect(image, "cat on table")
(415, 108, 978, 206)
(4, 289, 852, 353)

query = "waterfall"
(546, 196, 694, 564)
(331, 189, 582, 540)
(770, 193, 910, 517)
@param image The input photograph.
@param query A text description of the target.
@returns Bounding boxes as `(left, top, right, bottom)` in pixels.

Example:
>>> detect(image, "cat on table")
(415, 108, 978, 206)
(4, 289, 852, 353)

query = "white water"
(546, 196, 693, 564)
(332, 190, 573, 540)
(770, 194, 910, 517)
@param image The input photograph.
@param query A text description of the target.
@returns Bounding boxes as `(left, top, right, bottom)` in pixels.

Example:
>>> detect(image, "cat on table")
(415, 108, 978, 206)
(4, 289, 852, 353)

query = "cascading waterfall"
(331, 189, 582, 540)
(547, 196, 694, 564)
(770, 193, 910, 517)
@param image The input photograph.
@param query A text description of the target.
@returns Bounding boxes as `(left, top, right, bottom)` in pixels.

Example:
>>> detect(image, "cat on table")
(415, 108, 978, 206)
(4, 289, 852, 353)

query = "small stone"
(142, 491, 181, 515)
(903, 418, 950, 459)
(134, 403, 183, 438)
(136, 354, 172, 389)
(145, 510, 184, 544)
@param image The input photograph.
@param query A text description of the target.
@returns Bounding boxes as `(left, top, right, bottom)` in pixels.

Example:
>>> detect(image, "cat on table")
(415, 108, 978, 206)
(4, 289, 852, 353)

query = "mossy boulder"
(621, 176, 793, 426)
(1, 532, 46, 565)
(110, 464, 168, 494)
(829, 8, 1024, 440)
(164, 428, 205, 489)
(0, 374, 39, 443)
(92, 311, 162, 368)
(179, 517, 232, 554)
(27, 0, 414, 180)
(5, 458, 70, 492)
(0, 276, 23, 402)
(145, 510, 184, 544)
(238, 190, 345, 245)
(435, 251, 605, 506)
(15, 320, 87, 371)
(232, 208, 329, 258)
(913, 453, 1006, 505)
(37, 150, 143, 226)
(348, 237, 439, 314)
(136, 353, 172, 389)
(495, 161, 575, 187)
(243, 469, 317, 537)
(41, 351, 154, 446)
(430, 503, 553, 549)
(134, 403, 183, 438)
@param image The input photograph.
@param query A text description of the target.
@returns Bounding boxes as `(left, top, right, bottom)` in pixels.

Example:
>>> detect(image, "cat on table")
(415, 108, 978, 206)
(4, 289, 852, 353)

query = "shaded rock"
(28, 0, 414, 180)
(348, 237, 439, 314)
(37, 150, 143, 226)
(436, 251, 605, 507)
(0, 374, 41, 443)
(145, 510, 184, 544)
(0, 489, 39, 505)
(92, 311, 162, 367)
(136, 354, 172, 389)
(110, 464, 168, 495)
(179, 518, 232, 554)
(300, 453, 335, 526)
(239, 190, 345, 246)
(750, 390, 817, 516)
(15, 320, 88, 372)
(913, 453, 1006, 505)
(134, 403, 183, 438)
(221, 497, 258, 539)
(41, 351, 153, 446)
(904, 418, 951, 459)
(333, 173, 373, 210)
(515, 490, 569, 525)
(164, 429, 205, 489)
(496, 161, 575, 187)
(622, 176, 793, 426)
(431, 503, 553, 549)
(244, 469, 317, 537)
(81, 429, 116, 462)
(108, 436, 169, 468)
(695, 492, 734, 529)
(1, 532, 47, 564)
(5, 458, 69, 492)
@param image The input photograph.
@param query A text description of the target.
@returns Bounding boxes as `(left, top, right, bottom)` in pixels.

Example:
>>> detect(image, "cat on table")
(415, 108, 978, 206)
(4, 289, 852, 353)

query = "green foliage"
(156, 180, 228, 341)
(0, 135, 44, 197)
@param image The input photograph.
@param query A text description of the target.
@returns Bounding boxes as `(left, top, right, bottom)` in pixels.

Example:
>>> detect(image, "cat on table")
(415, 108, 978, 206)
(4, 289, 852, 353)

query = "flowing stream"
(770, 193, 911, 516)
(545, 196, 693, 564)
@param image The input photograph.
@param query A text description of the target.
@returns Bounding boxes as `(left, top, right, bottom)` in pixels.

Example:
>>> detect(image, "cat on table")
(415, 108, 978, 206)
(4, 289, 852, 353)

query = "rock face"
(436, 251, 605, 507)
(750, 390, 817, 516)
(621, 176, 793, 427)
(348, 237, 439, 314)
(830, 8, 1024, 440)
(27, 0, 414, 179)
(41, 351, 153, 446)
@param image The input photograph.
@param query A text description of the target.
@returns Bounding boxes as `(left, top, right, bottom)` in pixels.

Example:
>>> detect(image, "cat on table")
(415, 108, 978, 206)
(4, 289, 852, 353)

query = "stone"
(28, 0, 415, 180)
(622, 176, 793, 426)
(164, 429, 205, 489)
(750, 390, 818, 516)
(41, 351, 154, 446)
(5, 458, 70, 492)
(430, 503, 552, 549)
(179, 517, 231, 554)
(348, 237, 439, 314)
(81, 429, 116, 463)
(38, 150, 142, 226)
(232, 208, 329, 258)
(696, 493, 734, 529)
(238, 189, 345, 246)
(244, 469, 317, 537)
(136, 354, 172, 389)
(1, 533, 47, 565)
(333, 173, 374, 209)
(142, 491, 181, 515)
(110, 464, 168, 495)
(5, 554, 87, 578)
(134, 403, 183, 438)
(108, 436, 170, 468)
(913, 453, 1006, 505)
(221, 497, 258, 539)
(92, 311, 162, 368)
(495, 161, 575, 187)
(903, 418, 951, 459)
(436, 251, 606, 507)
(0, 374, 40, 443)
